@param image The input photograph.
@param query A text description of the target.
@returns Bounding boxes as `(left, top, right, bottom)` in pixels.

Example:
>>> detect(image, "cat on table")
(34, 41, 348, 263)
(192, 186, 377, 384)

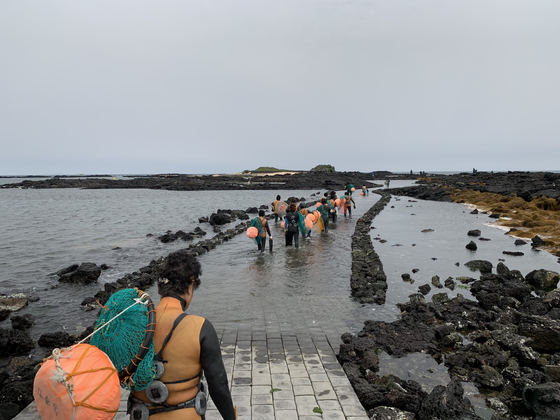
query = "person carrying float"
(283, 202, 301, 248)
(131, 250, 236, 420)
(341, 192, 356, 217)
(271, 195, 281, 222)
(317, 198, 331, 233)
(250, 210, 272, 252)
(298, 207, 312, 238)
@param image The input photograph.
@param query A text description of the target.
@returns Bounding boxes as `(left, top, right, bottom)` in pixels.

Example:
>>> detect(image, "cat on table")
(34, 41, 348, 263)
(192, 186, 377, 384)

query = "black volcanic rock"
(57, 262, 102, 284)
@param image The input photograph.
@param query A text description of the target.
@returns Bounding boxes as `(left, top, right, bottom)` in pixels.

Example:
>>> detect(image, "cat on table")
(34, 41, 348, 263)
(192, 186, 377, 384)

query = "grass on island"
(451, 189, 560, 256)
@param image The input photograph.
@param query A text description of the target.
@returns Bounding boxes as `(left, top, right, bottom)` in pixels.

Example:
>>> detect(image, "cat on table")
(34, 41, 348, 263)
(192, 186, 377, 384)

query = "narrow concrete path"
(17, 327, 368, 420)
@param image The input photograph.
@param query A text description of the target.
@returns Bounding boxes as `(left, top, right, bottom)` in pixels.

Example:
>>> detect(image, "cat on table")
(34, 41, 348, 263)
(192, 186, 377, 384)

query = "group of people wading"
(251, 182, 365, 251)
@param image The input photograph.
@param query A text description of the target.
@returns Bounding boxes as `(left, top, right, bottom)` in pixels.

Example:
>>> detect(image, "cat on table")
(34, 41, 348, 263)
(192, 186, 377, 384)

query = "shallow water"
(0, 187, 330, 340)
(371, 195, 560, 320)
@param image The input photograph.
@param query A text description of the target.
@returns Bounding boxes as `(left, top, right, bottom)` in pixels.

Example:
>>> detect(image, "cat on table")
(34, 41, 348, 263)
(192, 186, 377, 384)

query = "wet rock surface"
(387, 171, 560, 203)
(350, 192, 391, 304)
(339, 262, 560, 419)
(55, 262, 103, 284)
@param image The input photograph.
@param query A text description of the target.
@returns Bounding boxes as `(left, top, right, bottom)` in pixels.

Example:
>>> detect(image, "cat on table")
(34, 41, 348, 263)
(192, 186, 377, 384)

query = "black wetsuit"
(284, 211, 300, 248)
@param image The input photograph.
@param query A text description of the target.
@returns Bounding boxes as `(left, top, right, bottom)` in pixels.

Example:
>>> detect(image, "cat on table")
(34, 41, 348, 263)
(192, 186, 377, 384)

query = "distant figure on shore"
(284, 203, 300, 248)
(251, 210, 272, 252)
(473, 168, 477, 175)
(361, 185, 369, 196)
(385, 179, 390, 188)
(272, 195, 281, 222)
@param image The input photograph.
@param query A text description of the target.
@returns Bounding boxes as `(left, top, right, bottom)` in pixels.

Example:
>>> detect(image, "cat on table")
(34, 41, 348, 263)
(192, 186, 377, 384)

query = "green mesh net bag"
(90, 288, 156, 392)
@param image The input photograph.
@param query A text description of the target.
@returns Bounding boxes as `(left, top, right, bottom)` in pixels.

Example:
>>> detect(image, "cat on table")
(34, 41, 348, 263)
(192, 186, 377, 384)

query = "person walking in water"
(361, 185, 369, 196)
(298, 207, 312, 239)
(328, 191, 338, 223)
(251, 210, 271, 252)
(385, 179, 390, 188)
(317, 197, 330, 233)
(342, 193, 356, 217)
(271, 195, 281, 222)
(344, 182, 355, 196)
(284, 203, 300, 248)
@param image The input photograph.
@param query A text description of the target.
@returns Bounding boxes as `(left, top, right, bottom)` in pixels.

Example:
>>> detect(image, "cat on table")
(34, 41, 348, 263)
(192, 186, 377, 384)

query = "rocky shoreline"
(387, 171, 560, 203)
(1, 171, 390, 192)
(339, 261, 560, 419)
(340, 171, 560, 419)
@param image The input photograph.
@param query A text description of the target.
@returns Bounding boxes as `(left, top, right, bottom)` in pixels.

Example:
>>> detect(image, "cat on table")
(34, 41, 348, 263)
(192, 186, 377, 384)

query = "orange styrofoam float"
(34, 344, 120, 420)
(304, 219, 313, 230)
(246, 226, 258, 239)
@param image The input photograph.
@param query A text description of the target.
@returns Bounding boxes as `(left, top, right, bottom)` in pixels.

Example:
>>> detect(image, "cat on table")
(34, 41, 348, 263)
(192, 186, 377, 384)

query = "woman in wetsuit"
(284, 202, 300, 248)
(329, 191, 338, 223)
(251, 210, 272, 252)
(317, 197, 330, 233)
(131, 250, 236, 420)
(342, 193, 356, 217)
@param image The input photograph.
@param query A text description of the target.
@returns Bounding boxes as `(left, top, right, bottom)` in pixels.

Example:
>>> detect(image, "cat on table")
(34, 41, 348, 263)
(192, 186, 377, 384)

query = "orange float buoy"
(246, 226, 258, 239)
(34, 344, 120, 420)
(304, 219, 313, 230)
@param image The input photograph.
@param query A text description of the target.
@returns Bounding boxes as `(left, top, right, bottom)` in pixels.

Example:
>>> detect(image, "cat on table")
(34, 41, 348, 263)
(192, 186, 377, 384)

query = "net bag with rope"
(275, 201, 288, 217)
(33, 289, 156, 420)
(33, 343, 121, 420)
(90, 288, 157, 392)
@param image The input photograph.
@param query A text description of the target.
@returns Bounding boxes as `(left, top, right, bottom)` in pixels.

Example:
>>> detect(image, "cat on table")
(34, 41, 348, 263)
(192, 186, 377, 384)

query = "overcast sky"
(1, 1, 559, 175)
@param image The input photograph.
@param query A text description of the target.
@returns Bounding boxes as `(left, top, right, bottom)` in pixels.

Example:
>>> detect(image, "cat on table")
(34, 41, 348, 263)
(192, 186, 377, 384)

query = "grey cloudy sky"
(1, 1, 559, 175)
